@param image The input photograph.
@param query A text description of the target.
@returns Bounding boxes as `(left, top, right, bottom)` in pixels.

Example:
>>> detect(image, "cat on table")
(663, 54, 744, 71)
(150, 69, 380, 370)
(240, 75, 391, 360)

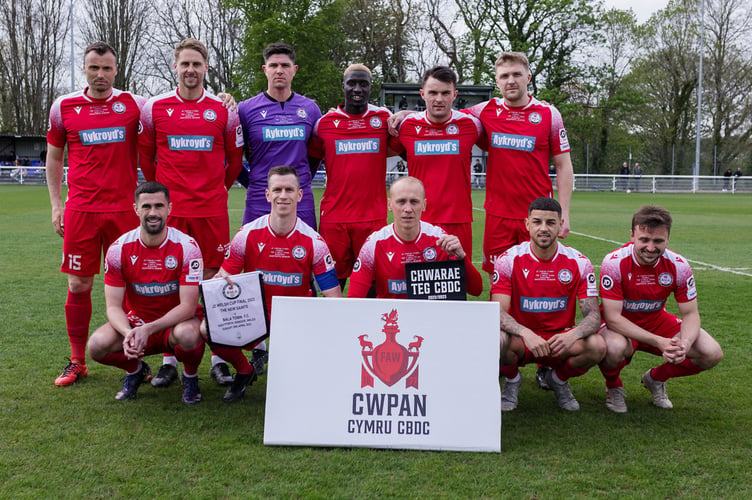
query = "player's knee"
(67, 274, 94, 293)
(585, 334, 607, 362)
(172, 321, 202, 350)
(87, 327, 117, 359)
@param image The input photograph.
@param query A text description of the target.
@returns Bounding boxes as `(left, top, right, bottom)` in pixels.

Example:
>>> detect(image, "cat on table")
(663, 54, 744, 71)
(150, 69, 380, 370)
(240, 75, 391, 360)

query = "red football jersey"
(47, 88, 145, 212)
(465, 96, 569, 219)
(104, 226, 203, 323)
(599, 243, 696, 329)
(491, 241, 597, 334)
(139, 89, 244, 217)
(221, 215, 338, 316)
(309, 104, 392, 223)
(349, 221, 482, 299)
(392, 110, 483, 224)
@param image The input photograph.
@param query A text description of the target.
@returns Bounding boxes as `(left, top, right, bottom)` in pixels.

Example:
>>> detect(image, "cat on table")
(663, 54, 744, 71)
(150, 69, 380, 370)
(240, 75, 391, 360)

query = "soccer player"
(205, 166, 342, 402)
(309, 64, 397, 290)
(237, 42, 322, 229)
(389, 66, 484, 258)
(46, 41, 145, 386)
(348, 176, 483, 299)
(87, 182, 206, 404)
(492, 197, 603, 411)
(139, 38, 244, 387)
(598, 206, 723, 412)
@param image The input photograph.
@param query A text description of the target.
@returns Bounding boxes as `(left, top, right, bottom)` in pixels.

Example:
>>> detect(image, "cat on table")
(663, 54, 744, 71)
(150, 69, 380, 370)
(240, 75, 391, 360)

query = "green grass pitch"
(1, 185, 750, 497)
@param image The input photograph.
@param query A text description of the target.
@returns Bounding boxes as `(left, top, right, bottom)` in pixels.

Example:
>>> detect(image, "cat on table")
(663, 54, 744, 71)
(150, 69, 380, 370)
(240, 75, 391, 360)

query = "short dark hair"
(422, 66, 457, 87)
(84, 41, 118, 61)
(267, 165, 300, 187)
(264, 42, 295, 63)
(528, 197, 561, 216)
(632, 205, 672, 234)
(135, 181, 170, 202)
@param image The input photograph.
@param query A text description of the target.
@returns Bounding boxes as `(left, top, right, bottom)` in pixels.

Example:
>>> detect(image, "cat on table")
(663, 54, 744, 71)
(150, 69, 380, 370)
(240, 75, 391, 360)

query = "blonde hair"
(174, 38, 209, 63)
(344, 64, 371, 78)
(494, 52, 529, 72)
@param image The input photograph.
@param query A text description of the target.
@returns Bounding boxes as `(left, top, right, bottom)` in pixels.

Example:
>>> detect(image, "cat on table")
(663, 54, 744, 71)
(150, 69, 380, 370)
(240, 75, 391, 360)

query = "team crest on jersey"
(446, 124, 459, 135)
(370, 117, 382, 129)
(528, 112, 542, 125)
(292, 245, 307, 260)
(222, 282, 241, 300)
(165, 255, 178, 270)
(359, 309, 422, 388)
(558, 269, 573, 284)
(112, 102, 126, 114)
(658, 272, 674, 287)
(203, 109, 217, 122)
(297, 108, 307, 119)
(601, 275, 614, 291)
(422, 247, 437, 261)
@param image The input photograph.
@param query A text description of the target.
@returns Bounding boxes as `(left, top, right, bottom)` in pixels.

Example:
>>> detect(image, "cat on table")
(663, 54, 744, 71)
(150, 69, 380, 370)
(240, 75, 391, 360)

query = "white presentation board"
(263, 297, 501, 452)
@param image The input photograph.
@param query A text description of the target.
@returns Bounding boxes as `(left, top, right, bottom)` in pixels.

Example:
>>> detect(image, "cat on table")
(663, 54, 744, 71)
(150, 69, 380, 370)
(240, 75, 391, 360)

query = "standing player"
(237, 42, 322, 229)
(46, 41, 145, 386)
(207, 166, 342, 402)
(466, 52, 573, 275)
(87, 182, 206, 404)
(139, 38, 244, 387)
(598, 206, 723, 412)
(349, 176, 482, 299)
(492, 198, 603, 411)
(309, 64, 397, 290)
(389, 66, 484, 259)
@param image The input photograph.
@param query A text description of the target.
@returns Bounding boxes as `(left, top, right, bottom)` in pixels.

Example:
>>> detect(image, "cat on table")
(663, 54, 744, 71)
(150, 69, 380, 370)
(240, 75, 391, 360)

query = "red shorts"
(61, 209, 138, 276)
(431, 222, 473, 260)
(168, 215, 229, 269)
(320, 219, 384, 279)
(630, 312, 683, 357)
(517, 330, 569, 368)
(483, 214, 528, 273)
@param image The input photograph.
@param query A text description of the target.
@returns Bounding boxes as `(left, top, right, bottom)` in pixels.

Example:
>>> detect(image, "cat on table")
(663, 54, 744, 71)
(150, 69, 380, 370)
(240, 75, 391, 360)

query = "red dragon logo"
(359, 309, 423, 388)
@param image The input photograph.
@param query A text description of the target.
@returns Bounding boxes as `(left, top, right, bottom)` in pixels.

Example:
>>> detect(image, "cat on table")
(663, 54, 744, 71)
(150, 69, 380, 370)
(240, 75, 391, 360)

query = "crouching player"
(202, 166, 342, 403)
(348, 176, 483, 299)
(493, 197, 604, 411)
(87, 182, 206, 404)
(598, 205, 723, 412)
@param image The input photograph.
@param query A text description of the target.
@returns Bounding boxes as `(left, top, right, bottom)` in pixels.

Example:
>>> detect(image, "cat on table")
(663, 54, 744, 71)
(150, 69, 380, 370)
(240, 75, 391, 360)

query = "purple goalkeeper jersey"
(238, 92, 322, 228)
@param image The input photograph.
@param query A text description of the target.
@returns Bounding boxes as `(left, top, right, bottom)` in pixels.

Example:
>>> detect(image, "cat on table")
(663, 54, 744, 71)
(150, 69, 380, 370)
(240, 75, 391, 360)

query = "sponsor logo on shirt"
(262, 125, 306, 141)
(491, 133, 535, 151)
(132, 280, 179, 296)
(414, 140, 460, 155)
(260, 270, 303, 287)
(388, 279, 407, 294)
(520, 296, 568, 312)
(335, 138, 380, 154)
(79, 127, 126, 145)
(558, 129, 570, 150)
(167, 135, 213, 151)
(601, 275, 614, 290)
(623, 299, 664, 313)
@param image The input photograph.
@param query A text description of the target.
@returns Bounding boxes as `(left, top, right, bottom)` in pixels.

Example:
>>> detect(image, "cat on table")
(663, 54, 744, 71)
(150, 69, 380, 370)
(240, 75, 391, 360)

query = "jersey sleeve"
(46, 97, 66, 148)
(222, 226, 250, 275)
(224, 109, 245, 189)
(311, 235, 339, 292)
(348, 237, 377, 298)
(549, 105, 570, 155)
(490, 251, 514, 296)
(138, 100, 157, 181)
(575, 254, 598, 299)
(599, 252, 624, 301)
(463, 256, 483, 297)
(671, 253, 697, 303)
(308, 118, 325, 159)
(180, 237, 204, 286)
(103, 240, 125, 288)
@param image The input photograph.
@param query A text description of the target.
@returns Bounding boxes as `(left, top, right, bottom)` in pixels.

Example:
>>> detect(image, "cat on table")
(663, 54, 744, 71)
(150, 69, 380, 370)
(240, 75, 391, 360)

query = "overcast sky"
(603, 0, 671, 22)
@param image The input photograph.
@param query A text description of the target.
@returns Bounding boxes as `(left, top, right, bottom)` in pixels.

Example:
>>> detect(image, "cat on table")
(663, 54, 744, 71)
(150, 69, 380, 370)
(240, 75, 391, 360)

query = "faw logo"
(79, 127, 126, 145)
(414, 140, 459, 155)
(491, 133, 535, 151)
(262, 125, 306, 141)
(335, 138, 379, 154)
(359, 309, 423, 388)
(167, 135, 213, 151)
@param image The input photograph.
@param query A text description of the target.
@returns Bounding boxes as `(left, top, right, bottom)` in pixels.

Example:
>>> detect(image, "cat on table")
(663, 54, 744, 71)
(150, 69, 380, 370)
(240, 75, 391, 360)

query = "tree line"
(1, 0, 749, 175)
